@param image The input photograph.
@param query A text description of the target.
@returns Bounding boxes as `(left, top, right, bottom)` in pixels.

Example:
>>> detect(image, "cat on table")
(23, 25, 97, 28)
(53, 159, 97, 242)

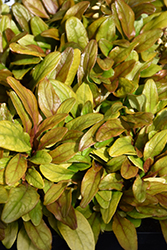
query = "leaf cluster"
(1, 0, 167, 250)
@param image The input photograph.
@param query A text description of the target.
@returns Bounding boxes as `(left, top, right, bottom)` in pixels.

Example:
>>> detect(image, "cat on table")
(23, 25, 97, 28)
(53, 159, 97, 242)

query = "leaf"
(0, 120, 31, 152)
(57, 209, 95, 250)
(29, 201, 43, 226)
(96, 119, 125, 142)
(44, 181, 68, 205)
(99, 173, 123, 191)
(30, 51, 61, 90)
(80, 162, 102, 208)
(65, 16, 88, 49)
(121, 158, 138, 179)
(100, 191, 123, 224)
(38, 78, 61, 117)
(5, 154, 27, 186)
(96, 16, 115, 42)
(112, 213, 137, 250)
(99, 39, 113, 57)
(49, 142, 78, 164)
(114, 78, 137, 98)
(7, 77, 40, 131)
(121, 112, 153, 129)
(47, 199, 77, 230)
(109, 136, 136, 157)
(136, 204, 167, 217)
(26, 168, 44, 189)
(2, 221, 18, 249)
(133, 29, 163, 53)
(38, 127, 68, 150)
(79, 121, 103, 151)
(160, 219, 167, 243)
(87, 16, 107, 39)
(133, 175, 146, 203)
(36, 113, 67, 138)
(0, 186, 8, 203)
(115, 0, 135, 40)
(17, 226, 39, 250)
(96, 190, 112, 209)
(22, 0, 49, 19)
(41, 28, 59, 40)
(62, 1, 90, 23)
(24, 220, 52, 250)
(1, 184, 39, 223)
(78, 40, 97, 84)
(141, 11, 167, 32)
(143, 130, 167, 161)
(152, 155, 167, 176)
(66, 113, 104, 131)
(76, 82, 93, 107)
(12, 3, 31, 32)
(9, 43, 46, 57)
(40, 163, 75, 182)
(57, 98, 76, 114)
(142, 79, 158, 114)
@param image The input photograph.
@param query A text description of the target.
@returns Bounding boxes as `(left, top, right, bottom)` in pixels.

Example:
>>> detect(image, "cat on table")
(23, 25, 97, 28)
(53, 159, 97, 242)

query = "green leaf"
(96, 119, 125, 142)
(95, 190, 112, 209)
(112, 213, 137, 250)
(2, 221, 18, 249)
(99, 39, 113, 57)
(25, 168, 44, 189)
(57, 97, 76, 114)
(121, 112, 153, 129)
(133, 29, 163, 53)
(38, 127, 68, 150)
(22, 0, 49, 19)
(40, 163, 75, 182)
(99, 173, 123, 191)
(78, 40, 97, 84)
(9, 43, 46, 57)
(30, 51, 61, 90)
(49, 142, 78, 164)
(29, 150, 51, 165)
(109, 136, 136, 157)
(80, 162, 103, 208)
(142, 11, 167, 32)
(115, 0, 135, 40)
(12, 3, 31, 32)
(65, 16, 88, 49)
(29, 201, 43, 226)
(114, 78, 137, 98)
(24, 220, 52, 250)
(1, 184, 39, 223)
(143, 130, 167, 160)
(44, 181, 68, 205)
(38, 78, 61, 117)
(100, 191, 123, 224)
(7, 77, 40, 130)
(142, 79, 158, 114)
(0, 186, 8, 203)
(5, 154, 27, 186)
(136, 204, 167, 217)
(133, 175, 146, 203)
(96, 16, 115, 42)
(87, 16, 107, 39)
(17, 226, 39, 250)
(76, 82, 93, 108)
(66, 113, 103, 131)
(151, 155, 167, 176)
(57, 209, 95, 250)
(0, 121, 31, 152)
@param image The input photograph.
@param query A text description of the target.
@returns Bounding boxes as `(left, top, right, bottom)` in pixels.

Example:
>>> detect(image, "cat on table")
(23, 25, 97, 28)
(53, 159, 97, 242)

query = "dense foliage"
(1, 0, 167, 249)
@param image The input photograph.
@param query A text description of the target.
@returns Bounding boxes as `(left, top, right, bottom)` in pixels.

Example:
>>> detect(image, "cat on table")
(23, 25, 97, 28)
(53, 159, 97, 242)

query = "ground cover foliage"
(1, 0, 167, 249)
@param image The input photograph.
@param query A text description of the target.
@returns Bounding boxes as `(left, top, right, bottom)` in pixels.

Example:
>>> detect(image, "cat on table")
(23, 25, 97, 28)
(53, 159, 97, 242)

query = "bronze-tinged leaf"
(160, 219, 167, 244)
(97, 57, 114, 71)
(156, 192, 167, 210)
(47, 201, 77, 230)
(115, 0, 135, 40)
(38, 127, 68, 150)
(112, 213, 137, 250)
(78, 40, 98, 84)
(96, 119, 125, 142)
(0, 69, 13, 87)
(41, 0, 58, 15)
(9, 43, 46, 57)
(41, 28, 59, 40)
(36, 113, 67, 138)
(80, 161, 103, 208)
(22, 0, 49, 19)
(5, 154, 27, 186)
(136, 204, 167, 217)
(121, 158, 138, 179)
(49, 142, 78, 164)
(99, 173, 123, 191)
(133, 175, 146, 203)
(121, 112, 154, 129)
(38, 78, 61, 117)
(7, 77, 40, 132)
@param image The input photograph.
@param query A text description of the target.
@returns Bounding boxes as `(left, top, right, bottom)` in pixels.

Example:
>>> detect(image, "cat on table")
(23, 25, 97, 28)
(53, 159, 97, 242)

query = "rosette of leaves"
(1, 0, 167, 250)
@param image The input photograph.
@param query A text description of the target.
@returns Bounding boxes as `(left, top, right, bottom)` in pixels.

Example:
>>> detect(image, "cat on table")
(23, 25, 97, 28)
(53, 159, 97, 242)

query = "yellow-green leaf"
(26, 168, 44, 189)
(109, 136, 136, 157)
(57, 209, 95, 250)
(9, 43, 46, 57)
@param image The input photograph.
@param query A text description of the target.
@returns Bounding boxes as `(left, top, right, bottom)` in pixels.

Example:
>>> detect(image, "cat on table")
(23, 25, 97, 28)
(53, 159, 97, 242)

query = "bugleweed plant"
(1, 0, 167, 249)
